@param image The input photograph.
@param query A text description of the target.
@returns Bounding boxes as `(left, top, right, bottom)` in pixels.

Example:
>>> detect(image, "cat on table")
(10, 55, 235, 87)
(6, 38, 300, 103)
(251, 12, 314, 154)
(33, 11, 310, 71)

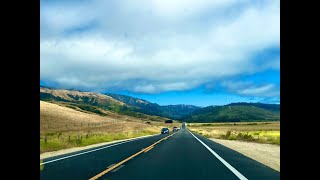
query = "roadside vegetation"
(188, 121, 280, 145)
(40, 160, 44, 171)
(40, 128, 160, 153)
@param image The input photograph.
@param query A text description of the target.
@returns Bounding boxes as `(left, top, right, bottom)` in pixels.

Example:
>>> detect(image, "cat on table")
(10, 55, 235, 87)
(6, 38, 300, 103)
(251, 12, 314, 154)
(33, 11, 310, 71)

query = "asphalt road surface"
(40, 124, 280, 180)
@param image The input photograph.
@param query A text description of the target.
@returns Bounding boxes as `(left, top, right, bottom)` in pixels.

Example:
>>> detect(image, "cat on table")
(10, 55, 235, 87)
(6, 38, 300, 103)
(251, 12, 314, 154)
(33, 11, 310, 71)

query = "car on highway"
(173, 126, 180, 131)
(161, 128, 169, 134)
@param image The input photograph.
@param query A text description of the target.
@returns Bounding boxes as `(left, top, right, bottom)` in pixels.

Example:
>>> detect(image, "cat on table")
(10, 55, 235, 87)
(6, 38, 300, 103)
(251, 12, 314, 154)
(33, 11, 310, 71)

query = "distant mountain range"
(105, 93, 200, 119)
(40, 86, 280, 122)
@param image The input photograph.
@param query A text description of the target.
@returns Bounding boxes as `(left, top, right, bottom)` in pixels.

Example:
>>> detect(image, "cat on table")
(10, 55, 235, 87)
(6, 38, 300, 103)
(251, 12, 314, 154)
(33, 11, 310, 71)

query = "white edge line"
(111, 165, 125, 173)
(188, 129, 248, 180)
(40, 134, 158, 165)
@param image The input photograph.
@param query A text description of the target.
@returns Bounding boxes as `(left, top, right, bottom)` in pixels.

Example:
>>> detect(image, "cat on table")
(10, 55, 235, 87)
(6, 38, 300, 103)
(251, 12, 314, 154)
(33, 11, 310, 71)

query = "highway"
(40, 124, 280, 180)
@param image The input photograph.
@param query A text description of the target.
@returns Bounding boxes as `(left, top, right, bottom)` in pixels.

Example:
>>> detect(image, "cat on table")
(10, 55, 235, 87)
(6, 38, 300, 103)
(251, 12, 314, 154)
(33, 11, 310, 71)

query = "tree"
(165, 120, 173, 123)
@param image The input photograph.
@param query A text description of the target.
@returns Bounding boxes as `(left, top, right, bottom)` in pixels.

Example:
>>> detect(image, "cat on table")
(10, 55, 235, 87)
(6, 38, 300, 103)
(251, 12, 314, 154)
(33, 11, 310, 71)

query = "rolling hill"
(40, 100, 170, 132)
(40, 87, 169, 122)
(41, 87, 199, 120)
(228, 102, 280, 113)
(182, 103, 280, 122)
(40, 86, 280, 123)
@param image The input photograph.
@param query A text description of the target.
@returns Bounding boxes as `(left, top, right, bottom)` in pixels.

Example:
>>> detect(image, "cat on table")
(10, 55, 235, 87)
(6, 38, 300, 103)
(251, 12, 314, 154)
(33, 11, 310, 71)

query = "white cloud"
(40, 0, 280, 95)
(239, 84, 277, 96)
(259, 97, 280, 104)
(149, 0, 241, 19)
(222, 81, 279, 97)
(40, 1, 96, 37)
(132, 81, 202, 93)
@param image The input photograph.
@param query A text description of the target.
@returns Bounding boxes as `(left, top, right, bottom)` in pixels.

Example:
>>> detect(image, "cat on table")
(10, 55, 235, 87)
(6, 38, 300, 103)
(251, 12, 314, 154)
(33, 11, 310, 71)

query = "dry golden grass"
(188, 122, 279, 131)
(188, 122, 280, 145)
(41, 101, 120, 132)
(40, 87, 125, 105)
(40, 101, 179, 133)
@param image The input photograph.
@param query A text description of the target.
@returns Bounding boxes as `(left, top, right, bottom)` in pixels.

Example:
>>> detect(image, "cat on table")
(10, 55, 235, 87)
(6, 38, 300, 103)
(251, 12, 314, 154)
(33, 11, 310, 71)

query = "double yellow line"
(89, 133, 176, 180)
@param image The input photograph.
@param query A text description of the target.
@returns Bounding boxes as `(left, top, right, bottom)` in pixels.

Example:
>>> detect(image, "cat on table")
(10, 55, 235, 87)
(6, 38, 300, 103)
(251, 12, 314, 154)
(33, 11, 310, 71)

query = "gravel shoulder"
(209, 138, 280, 172)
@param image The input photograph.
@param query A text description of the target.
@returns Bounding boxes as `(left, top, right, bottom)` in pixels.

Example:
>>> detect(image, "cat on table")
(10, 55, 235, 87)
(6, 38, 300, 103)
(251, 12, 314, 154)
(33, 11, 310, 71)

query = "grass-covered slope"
(40, 87, 167, 121)
(183, 103, 280, 122)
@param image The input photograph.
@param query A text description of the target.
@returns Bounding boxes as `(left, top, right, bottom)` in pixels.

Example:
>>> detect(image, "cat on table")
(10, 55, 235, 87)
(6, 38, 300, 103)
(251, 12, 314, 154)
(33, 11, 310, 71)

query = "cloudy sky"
(40, 0, 280, 106)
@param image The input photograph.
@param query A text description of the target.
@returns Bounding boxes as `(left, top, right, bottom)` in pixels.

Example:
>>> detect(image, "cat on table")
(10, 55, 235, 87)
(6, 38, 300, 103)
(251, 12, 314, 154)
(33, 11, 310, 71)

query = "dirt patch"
(209, 138, 280, 172)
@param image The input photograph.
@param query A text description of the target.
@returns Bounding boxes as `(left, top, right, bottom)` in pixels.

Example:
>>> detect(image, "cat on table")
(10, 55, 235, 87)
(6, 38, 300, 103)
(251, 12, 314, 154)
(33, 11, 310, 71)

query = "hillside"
(160, 104, 201, 119)
(40, 87, 168, 122)
(41, 100, 123, 132)
(105, 93, 163, 116)
(106, 93, 200, 119)
(227, 102, 280, 114)
(40, 87, 124, 106)
(40, 100, 169, 132)
(182, 103, 280, 122)
(40, 100, 181, 153)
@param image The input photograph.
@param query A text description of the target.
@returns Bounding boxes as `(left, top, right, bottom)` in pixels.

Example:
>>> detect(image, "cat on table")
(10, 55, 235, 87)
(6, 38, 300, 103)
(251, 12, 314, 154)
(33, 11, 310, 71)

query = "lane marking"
(144, 146, 154, 153)
(40, 134, 159, 165)
(89, 132, 177, 180)
(143, 146, 153, 152)
(111, 165, 124, 173)
(89, 147, 145, 180)
(188, 130, 248, 180)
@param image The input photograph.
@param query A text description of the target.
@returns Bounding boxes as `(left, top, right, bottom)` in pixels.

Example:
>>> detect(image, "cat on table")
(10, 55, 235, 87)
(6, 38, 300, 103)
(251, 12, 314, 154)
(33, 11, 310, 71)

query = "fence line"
(41, 119, 125, 130)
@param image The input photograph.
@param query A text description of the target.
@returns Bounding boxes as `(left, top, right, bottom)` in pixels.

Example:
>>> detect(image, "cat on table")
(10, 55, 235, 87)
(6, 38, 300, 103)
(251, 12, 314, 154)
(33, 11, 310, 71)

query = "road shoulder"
(209, 138, 280, 172)
(40, 134, 157, 160)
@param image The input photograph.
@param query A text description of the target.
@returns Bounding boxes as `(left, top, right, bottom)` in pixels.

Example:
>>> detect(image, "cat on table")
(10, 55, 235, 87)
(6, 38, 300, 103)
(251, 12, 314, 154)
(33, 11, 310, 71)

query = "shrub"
(220, 131, 232, 139)
(236, 132, 255, 141)
(253, 132, 260, 135)
(226, 131, 232, 138)
(227, 136, 237, 140)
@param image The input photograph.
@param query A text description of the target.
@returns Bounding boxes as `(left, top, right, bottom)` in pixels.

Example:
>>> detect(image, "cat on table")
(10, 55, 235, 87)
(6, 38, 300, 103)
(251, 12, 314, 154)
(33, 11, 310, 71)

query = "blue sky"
(40, 0, 280, 106)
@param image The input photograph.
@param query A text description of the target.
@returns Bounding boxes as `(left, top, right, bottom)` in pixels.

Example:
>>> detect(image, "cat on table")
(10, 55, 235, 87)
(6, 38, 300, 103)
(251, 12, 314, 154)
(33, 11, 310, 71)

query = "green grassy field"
(188, 121, 280, 145)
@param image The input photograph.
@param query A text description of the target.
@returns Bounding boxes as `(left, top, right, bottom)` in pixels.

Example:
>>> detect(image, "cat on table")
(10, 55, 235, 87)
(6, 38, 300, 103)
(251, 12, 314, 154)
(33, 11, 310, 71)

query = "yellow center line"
(144, 146, 154, 153)
(89, 132, 177, 180)
(143, 145, 154, 152)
